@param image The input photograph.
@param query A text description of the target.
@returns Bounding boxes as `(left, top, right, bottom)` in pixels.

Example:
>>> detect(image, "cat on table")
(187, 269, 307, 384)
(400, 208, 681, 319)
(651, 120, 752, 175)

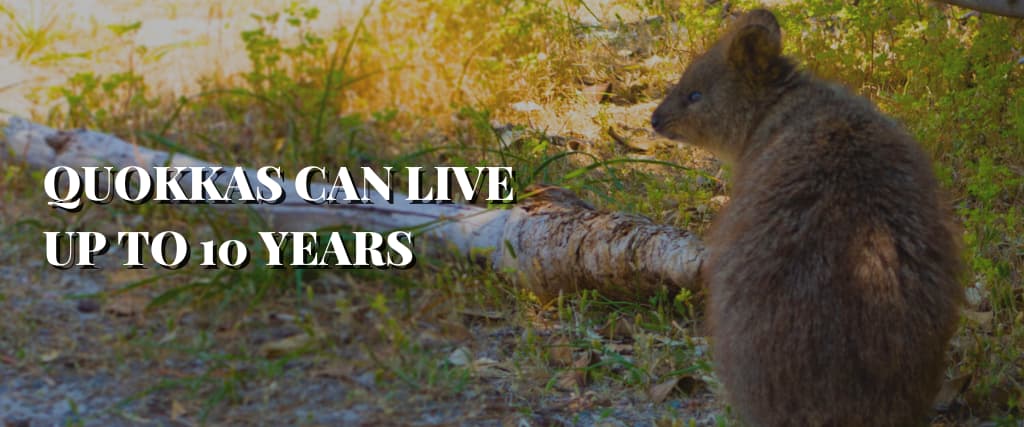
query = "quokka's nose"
(650, 113, 661, 129)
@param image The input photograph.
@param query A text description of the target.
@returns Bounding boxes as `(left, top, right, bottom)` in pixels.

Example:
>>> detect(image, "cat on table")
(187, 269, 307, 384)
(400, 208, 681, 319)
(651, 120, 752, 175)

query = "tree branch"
(3, 117, 704, 301)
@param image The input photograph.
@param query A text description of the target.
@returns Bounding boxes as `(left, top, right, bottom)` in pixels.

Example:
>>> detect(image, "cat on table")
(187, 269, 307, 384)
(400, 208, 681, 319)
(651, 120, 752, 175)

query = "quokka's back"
(651, 9, 964, 426)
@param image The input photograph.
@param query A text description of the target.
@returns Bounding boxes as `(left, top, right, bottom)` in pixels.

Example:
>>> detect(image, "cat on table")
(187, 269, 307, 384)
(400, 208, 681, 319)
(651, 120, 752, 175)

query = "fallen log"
(2, 117, 704, 301)
(935, 0, 1024, 18)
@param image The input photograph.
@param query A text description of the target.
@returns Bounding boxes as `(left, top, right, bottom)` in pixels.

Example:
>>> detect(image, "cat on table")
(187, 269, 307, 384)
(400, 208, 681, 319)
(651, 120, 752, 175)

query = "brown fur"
(651, 9, 963, 427)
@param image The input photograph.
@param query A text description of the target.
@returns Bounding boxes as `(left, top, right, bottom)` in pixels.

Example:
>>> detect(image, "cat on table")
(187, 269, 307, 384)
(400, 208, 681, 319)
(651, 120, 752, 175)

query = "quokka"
(651, 9, 964, 426)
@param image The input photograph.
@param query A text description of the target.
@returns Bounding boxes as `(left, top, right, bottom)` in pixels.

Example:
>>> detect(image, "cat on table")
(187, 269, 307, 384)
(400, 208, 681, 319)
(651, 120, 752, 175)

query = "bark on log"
(2, 117, 704, 301)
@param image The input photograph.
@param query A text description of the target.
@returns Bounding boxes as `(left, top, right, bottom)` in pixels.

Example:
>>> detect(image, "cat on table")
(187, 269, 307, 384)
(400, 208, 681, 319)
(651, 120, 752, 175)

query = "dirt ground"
(0, 259, 720, 426)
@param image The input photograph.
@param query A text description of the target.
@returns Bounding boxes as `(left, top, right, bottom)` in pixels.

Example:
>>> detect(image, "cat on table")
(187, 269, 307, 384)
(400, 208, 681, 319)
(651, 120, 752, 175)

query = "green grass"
(0, 2, 66, 62)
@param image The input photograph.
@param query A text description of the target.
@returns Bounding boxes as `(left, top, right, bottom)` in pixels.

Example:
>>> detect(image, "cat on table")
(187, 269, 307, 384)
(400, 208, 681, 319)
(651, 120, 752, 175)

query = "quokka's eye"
(688, 91, 703, 102)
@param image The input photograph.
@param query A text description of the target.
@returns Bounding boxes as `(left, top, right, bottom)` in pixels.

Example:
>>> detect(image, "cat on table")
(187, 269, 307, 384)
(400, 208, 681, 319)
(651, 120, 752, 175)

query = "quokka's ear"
(727, 10, 785, 83)
(736, 9, 781, 33)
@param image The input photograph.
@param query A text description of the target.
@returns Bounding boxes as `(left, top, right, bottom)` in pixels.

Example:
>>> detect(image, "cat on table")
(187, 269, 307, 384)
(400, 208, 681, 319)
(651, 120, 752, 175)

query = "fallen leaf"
(933, 373, 972, 410)
(608, 126, 654, 151)
(472, 357, 499, 368)
(105, 294, 149, 317)
(581, 83, 611, 103)
(573, 350, 593, 369)
(413, 291, 448, 319)
(40, 350, 60, 363)
(105, 269, 156, 285)
(266, 312, 296, 323)
(651, 334, 689, 348)
(155, 368, 189, 379)
(438, 319, 473, 342)
(474, 358, 511, 380)
(710, 195, 730, 206)
(157, 330, 178, 344)
(547, 336, 574, 367)
(555, 369, 585, 391)
(599, 316, 633, 340)
(962, 310, 993, 327)
(459, 309, 505, 320)
(566, 390, 600, 411)
(312, 360, 356, 379)
(259, 333, 312, 358)
(170, 400, 187, 420)
(604, 343, 633, 354)
(554, 351, 593, 391)
(649, 377, 680, 403)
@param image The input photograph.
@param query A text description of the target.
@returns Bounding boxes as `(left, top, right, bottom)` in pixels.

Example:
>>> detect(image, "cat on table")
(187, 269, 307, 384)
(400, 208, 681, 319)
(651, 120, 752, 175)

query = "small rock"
(447, 347, 472, 366)
(965, 279, 986, 307)
(354, 371, 376, 389)
(965, 286, 983, 307)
